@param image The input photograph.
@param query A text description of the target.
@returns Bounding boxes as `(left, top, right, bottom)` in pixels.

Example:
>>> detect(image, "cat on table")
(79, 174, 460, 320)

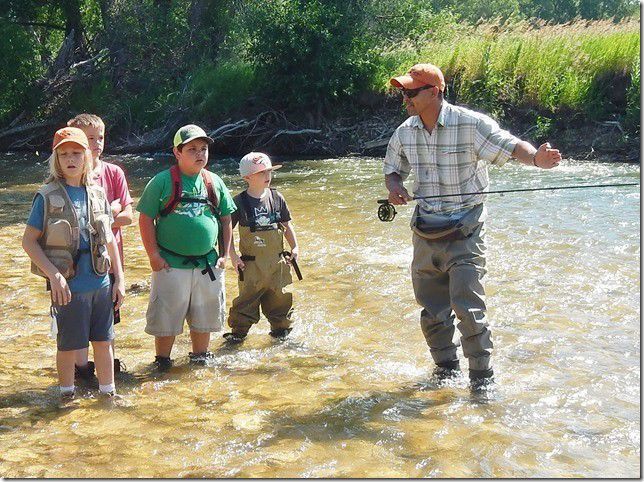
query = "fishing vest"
(30, 181, 112, 280)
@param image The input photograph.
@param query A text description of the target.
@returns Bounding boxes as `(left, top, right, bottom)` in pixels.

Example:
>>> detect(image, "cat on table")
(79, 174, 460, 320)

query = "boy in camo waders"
(224, 152, 301, 343)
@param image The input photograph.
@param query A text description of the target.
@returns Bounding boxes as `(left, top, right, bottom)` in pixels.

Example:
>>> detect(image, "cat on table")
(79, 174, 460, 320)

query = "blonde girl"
(22, 127, 125, 398)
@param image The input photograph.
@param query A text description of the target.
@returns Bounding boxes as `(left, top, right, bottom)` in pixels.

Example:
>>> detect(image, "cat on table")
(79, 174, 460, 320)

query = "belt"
(158, 244, 218, 281)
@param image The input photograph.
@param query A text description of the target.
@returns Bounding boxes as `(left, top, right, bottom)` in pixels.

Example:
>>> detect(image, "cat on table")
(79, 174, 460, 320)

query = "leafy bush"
(240, 0, 375, 108)
(187, 61, 257, 120)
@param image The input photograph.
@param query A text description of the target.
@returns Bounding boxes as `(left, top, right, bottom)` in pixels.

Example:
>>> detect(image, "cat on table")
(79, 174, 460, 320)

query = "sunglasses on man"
(401, 85, 435, 98)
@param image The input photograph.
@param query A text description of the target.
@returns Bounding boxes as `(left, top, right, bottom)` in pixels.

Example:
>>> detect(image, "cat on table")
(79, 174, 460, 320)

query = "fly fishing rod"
(377, 182, 639, 221)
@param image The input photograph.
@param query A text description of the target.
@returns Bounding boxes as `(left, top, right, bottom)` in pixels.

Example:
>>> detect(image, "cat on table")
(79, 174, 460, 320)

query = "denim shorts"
(53, 284, 115, 351)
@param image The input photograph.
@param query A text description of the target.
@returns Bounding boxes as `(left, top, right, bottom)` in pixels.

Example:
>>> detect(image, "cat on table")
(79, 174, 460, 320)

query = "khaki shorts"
(145, 267, 226, 337)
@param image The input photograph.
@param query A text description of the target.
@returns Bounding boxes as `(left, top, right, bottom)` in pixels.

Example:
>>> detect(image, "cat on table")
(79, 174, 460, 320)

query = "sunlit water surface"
(0, 153, 639, 477)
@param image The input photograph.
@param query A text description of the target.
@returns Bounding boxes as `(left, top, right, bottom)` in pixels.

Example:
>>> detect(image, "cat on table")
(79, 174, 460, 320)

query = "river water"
(0, 153, 639, 478)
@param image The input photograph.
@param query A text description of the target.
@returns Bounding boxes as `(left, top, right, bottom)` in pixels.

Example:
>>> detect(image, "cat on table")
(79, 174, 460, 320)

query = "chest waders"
(156, 165, 222, 281)
(227, 189, 296, 336)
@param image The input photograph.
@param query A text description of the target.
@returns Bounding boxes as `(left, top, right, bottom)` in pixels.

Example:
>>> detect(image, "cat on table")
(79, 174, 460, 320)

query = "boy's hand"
(150, 252, 170, 272)
(49, 272, 72, 306)
(110, 200, 122, 217)
(288, 246, 299, 264)
(112, 276, 125, 310)
(216, 256, 228, 269)
(231, 253, 245, 271)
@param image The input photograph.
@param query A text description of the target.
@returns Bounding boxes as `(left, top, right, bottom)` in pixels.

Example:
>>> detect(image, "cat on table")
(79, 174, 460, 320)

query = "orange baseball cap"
(390, 63, 445, 92)
(52, 127, 90, 151)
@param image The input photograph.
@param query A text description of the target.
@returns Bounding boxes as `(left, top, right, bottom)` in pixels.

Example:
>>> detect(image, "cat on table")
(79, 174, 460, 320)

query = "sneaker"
(153, 355, 173, 371)
(469, 368, 494, 390)
(75, 361, 96, 381)
(60, 390, 75, 400)
(269, 328, 292, 340)
(114, 358, 126, 374)
(432, 360, 461, 380)
(223, 332, 247, 344)
(188, 351, 214, 364)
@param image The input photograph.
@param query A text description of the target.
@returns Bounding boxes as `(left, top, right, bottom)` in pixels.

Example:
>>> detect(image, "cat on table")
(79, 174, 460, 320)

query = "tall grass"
(377, 18, 640, 123)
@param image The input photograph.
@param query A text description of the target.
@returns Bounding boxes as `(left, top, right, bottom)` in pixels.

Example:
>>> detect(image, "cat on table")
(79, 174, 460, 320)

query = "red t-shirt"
(93, 160, 133, 266)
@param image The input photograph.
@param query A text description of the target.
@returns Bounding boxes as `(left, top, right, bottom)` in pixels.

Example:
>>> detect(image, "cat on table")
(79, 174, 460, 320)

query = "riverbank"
(0, 15, 638, 162)
(1, 99, 637, 163)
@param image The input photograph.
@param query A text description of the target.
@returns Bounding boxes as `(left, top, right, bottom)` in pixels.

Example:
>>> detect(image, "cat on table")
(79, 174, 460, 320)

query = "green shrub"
(240, 0, 375, 107)
(187, 61, 257, 119)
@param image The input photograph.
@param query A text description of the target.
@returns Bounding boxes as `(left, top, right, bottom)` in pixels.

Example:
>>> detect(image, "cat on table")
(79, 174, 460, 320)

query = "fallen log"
(362, 138, 390, 150)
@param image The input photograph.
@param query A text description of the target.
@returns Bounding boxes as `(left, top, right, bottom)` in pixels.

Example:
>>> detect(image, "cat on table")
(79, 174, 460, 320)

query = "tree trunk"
(57, 0, 86, 56)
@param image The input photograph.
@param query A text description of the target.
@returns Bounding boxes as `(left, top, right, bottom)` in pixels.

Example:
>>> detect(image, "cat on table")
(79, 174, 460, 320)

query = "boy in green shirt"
(137, 124, 236, 369)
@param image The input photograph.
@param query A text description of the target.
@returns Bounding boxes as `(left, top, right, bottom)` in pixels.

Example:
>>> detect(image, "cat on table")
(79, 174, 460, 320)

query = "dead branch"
(269, 128, 321, 141)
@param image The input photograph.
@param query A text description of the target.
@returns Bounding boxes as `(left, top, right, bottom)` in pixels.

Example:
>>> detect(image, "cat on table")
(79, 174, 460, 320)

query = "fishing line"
(376, 182, 639, 222)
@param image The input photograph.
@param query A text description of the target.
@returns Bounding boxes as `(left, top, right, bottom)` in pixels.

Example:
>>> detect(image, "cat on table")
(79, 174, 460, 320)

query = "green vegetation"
(0, 0, 640, 148)
(378, 19, 640, 123)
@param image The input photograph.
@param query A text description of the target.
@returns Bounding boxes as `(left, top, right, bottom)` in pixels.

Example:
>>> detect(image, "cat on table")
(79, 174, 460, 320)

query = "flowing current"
(0, 154, 639, 477)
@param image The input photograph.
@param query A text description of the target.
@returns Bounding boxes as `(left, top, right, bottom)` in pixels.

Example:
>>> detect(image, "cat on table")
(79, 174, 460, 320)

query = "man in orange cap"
(384, 63, 562, 389)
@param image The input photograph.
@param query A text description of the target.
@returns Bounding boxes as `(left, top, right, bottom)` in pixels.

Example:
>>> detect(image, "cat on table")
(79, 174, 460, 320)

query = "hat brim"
(390, 75, 427, 89)
(53, 139, 89, 151)
(176, 135, 214, 148)
(241, 164, 283, 177)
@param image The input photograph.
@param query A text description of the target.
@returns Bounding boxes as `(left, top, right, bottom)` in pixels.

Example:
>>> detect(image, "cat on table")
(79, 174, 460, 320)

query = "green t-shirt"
(136, 168, 236, 269)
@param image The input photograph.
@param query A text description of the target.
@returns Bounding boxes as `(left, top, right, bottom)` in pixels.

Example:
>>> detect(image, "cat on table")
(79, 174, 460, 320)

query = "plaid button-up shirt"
(384, 101, 519, 214)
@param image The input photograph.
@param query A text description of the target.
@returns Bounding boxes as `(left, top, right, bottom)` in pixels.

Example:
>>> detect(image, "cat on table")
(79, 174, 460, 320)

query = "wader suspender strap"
(240, 190, 257, 232)
(237, 255, 257, 282)
(157, 243, 218, 281)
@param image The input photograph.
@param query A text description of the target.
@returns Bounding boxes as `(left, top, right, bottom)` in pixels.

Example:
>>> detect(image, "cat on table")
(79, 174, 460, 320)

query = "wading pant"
(411, 223, 493, 371)
(227, 225, 293, 335)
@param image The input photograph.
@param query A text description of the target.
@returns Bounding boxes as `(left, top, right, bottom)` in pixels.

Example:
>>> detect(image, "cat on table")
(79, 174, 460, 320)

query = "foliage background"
(0, 0, 639, 155)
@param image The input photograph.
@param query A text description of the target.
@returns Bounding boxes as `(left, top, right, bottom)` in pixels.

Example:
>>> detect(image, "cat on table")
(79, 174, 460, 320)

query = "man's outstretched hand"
(534, 143, 562, 169)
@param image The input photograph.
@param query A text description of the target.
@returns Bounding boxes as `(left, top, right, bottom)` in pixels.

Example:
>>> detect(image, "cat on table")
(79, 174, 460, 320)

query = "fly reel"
(377, 200, 397, 222)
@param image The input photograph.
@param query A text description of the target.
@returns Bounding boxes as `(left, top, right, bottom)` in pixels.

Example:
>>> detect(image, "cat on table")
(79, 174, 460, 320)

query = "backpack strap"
(201, 169, 225, 258)
(159, 165, 182, 217)
(200, 169, 220, 216)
